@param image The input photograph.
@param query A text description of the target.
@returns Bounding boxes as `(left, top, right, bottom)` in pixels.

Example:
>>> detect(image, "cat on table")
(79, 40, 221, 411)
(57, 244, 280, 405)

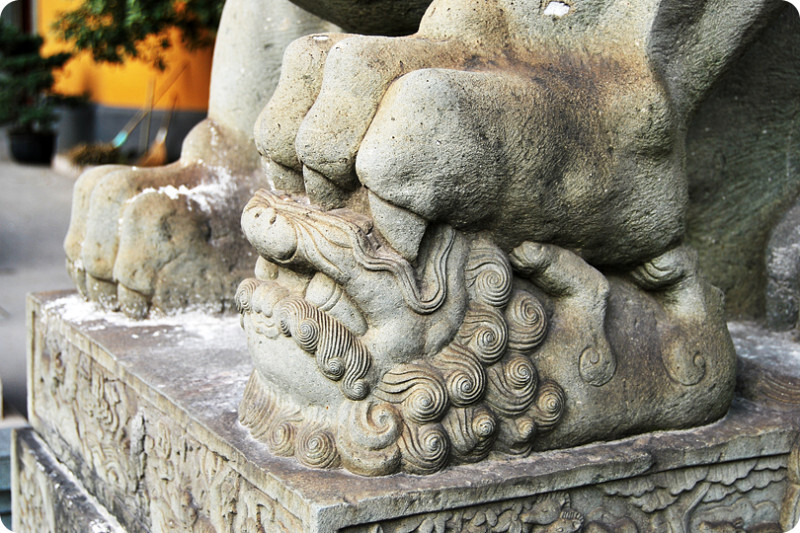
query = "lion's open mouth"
(261, 162, 432, 264)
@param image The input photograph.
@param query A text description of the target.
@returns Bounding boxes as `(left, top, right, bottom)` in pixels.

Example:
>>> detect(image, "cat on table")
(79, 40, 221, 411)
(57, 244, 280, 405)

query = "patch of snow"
(133, 167, 238, 214)
(44, 294, 244, 347)
(544, 1, 570, 17)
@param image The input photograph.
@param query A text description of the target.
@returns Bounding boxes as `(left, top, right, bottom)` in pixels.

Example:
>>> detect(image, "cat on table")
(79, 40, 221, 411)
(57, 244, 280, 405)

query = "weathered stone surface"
(686, 4, 800, 319)
(258, 0, 780, 266)
(731, 321, 800, 410)
(63, 0, 338, 318)
(17, 291, 800, 532)
(236, 0, 800, 476)
(237, 194, 739, 475)
(61, 0, 800, 327)
(286, 0, 430, 35)
(766, 198, 800, 331)
(12, 428, 125, 533)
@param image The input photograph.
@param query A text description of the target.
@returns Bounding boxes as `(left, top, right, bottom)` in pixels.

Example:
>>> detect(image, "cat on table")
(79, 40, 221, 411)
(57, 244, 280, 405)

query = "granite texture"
(15, 291, 800, 532)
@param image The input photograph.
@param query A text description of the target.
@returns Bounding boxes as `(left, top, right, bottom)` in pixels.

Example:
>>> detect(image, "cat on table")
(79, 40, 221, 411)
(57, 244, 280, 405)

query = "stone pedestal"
(13, 291, 800, 532)
(1, 428, 11, 529)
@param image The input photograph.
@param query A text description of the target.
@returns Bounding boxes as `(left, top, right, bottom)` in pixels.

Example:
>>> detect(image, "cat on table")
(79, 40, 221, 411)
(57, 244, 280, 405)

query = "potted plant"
(0, 20, 71, 164)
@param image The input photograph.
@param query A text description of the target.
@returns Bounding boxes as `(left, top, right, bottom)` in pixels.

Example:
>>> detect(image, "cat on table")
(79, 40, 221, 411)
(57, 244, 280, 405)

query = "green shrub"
(0, 21, 72, 133)
(53, 0, 224, 70)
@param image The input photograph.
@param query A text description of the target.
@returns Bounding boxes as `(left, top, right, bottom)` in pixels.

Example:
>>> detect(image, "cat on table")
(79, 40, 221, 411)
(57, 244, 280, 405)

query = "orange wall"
(38, 0, 213, 111)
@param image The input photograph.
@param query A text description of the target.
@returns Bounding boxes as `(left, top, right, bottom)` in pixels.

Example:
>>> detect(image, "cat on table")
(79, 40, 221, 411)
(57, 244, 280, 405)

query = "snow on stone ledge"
(42, 294, 245, 349)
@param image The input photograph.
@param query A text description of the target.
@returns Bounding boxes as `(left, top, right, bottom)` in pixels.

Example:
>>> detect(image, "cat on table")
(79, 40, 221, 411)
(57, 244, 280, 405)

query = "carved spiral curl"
(340, 400, 402, 450)
(376, 364, 449, 425)
(406, 383, 448, 425)
(457, 304, 508, 365)
(337, 401, 402, 476)
(267, 421, 296, 456)
(294, 317, 321, 353)
(277, 308, 293, 338)
(239, 372, 271, 432)
(516, 417, 536, 442)
(530, 380, 565, 432)
(296, 426, 340, 469)
(239, 372, 301, 457)
(465, 241, 513, 308)
(235, 278, 260, 313)
(320, 356, 345, 381)
(333, 335, 371, 401)
(495, 415, 536, 455)
(506, 356, 536, 389)
(240, 371, 354, 466)
(449, 371, 483, 406)
(472, 408, 497, 439)
(344, 377, 370, 402)
(442, 406, 496, 464)
(275, 296, 372, 400)
(437, 344, 486, 407)
(506, 290, 548, 352)
(400, 423, 450, 475)
(485, 356, 537, 416)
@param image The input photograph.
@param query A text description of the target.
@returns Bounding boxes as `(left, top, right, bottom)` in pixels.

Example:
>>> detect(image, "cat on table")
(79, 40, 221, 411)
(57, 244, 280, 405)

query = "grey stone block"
(12, 427, 124, 532)
(0, 428, 10, 491)
(13, 291, 800, 532)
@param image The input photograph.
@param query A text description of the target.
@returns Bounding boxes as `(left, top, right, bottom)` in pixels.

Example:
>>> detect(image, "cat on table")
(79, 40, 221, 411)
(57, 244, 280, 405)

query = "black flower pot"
(8, 130, 56, 165)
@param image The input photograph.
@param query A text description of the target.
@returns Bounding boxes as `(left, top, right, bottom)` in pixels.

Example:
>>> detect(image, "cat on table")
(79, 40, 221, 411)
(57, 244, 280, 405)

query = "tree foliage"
(0, 21, 73, 132)
(53, 0, 224, 69)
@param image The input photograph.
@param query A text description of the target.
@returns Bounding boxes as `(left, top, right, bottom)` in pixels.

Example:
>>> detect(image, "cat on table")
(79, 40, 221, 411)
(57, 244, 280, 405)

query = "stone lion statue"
(64, 0, 797, 475)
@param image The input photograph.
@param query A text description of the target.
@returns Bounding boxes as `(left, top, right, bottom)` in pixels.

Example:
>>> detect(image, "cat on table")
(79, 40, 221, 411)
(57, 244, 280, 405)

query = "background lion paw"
(64, 120, 268, 318)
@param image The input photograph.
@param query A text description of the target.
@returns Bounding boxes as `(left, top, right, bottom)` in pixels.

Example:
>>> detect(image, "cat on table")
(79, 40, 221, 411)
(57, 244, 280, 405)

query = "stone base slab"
(14, 291, 800, 532)
(12, 427, 124, 532)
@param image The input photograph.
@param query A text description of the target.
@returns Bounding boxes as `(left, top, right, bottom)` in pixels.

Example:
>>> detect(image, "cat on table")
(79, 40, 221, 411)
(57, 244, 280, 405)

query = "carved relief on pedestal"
(13, 435, 56, 533)
(782, 435, 800, 532)
(142, 413, 303, 533)
(33, 315, 148, 522)
(343, 457, 787, 533)
(601, 456, 786, 533)
(28, 304, 304, 533)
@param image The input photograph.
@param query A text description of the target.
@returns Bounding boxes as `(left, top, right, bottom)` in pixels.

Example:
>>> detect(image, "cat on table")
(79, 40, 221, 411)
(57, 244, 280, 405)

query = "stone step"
(12, 427, 124, 532)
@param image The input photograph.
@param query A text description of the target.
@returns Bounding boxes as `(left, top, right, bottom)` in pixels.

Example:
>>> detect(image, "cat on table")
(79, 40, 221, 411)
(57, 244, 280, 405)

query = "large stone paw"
(255, 0, 684, 266)
(64, 120, 268, 318)
(510, 242, 616, 387)
(236, 198, 572, 473)
(236, 212, 737, 474)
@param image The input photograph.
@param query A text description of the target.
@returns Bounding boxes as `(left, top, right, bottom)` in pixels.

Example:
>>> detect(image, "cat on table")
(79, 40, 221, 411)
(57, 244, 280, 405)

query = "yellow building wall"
(38, 0, 213, 111)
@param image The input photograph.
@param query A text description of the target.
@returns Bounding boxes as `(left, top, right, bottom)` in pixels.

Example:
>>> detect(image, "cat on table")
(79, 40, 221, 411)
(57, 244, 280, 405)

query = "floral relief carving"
(346, 456, 788, 533)
(27, 305, 305, 533)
